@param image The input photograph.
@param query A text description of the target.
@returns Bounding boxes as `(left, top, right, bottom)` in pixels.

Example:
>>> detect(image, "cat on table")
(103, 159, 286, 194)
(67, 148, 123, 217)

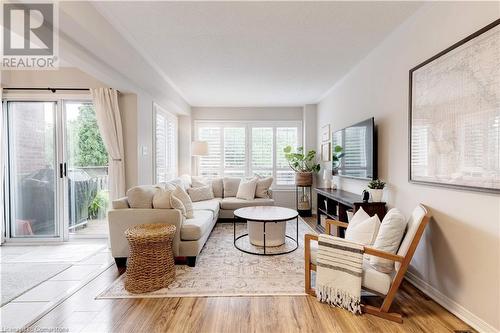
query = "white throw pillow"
(345, 208, 380, 246)
(223, 177, 241, 197)
(170, 195, 186, 216)
(255, 177, 273, 198)
(152, 184, 176, 209)
(126, 185, 159, 208)
(369, 208, 407, 273)
(236, 178, 258, 200)
(172, 185, 194, 218)
(191, 176, 208, 188)
(187, 185, 214, 202)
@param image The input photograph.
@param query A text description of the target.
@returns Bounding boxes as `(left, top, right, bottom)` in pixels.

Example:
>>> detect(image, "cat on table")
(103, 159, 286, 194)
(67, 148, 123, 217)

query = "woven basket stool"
(124, 223, 176, 293)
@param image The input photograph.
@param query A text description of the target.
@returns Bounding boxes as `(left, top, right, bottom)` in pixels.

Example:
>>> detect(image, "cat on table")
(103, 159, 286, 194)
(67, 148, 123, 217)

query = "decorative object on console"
(331, 145, 344, 190)
(322, 169, 331, 188)
(362, 190, 370, 203)
(367, 179, 385, 202)
(409, 19, 500, 193)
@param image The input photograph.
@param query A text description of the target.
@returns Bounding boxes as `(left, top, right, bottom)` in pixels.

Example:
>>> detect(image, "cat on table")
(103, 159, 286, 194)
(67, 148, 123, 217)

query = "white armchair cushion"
(345, 207, 380, 245)
(172, 185, 194, 218)
(223, 177, 241, 197)
(126, 185, 159, 208)
(255, 177, 273, 198)
(187, 185, 214, 202)
(369, 208, 407, 273)
(236, 178, 258, 200)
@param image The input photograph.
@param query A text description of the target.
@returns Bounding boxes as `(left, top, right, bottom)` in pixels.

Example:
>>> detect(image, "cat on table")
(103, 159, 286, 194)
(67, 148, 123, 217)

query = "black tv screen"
(332, 117, 376, 180)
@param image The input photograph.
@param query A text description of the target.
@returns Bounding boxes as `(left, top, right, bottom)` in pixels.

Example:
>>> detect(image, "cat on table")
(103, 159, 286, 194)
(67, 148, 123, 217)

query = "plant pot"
(295, 172, 313, 186)
(369, 189, 384, 202)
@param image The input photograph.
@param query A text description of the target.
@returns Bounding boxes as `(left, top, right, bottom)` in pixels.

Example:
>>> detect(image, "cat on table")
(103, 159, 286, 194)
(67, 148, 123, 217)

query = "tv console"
(315, 188, 387, 234)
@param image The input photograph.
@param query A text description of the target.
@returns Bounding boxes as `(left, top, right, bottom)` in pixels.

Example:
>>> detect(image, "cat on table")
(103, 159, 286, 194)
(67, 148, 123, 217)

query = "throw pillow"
(152, 184, 176, 209)
(210, 177, 224, 198)
(179, 174, 192, 190)
(172, 185, 194, 218)
(223, 177, 241, 198)
(170, 195, 186, 216)
(187, 185, 214, 202)
(345, 213, 381, 246)
(191, 176, 208, 188)
(126, 185, 159, 208)
(255, 177, 273, 198)
(236, 178, 258, 200)
(369, 208, 407, 273)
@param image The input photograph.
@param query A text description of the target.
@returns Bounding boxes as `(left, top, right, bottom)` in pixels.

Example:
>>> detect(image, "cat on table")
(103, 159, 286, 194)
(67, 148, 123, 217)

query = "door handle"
(59, 163, 64, 178)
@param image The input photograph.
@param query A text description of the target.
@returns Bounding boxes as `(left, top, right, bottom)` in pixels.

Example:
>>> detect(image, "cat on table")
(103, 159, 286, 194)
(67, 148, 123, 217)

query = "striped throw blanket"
(316, 234, 364, 314)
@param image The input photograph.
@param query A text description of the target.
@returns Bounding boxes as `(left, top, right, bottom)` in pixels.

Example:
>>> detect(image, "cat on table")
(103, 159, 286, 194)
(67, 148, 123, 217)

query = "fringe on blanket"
(316, 285, 362, 315)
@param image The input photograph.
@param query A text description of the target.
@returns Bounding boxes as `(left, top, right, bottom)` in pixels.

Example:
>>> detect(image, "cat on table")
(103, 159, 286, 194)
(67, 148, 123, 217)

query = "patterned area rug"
(97, 219, 316, 298)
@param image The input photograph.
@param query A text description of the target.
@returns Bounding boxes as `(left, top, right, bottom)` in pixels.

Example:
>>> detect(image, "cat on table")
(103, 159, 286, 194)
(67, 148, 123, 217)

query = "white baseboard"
(405, 271, 498, 333)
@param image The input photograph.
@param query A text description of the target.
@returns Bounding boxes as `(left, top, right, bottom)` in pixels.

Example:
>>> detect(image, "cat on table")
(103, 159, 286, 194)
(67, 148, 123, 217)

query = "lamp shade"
(192, 141, 209, 156)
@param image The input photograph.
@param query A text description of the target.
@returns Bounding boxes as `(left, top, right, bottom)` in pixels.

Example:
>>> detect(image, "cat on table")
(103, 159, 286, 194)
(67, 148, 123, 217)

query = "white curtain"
(91, 88, 125, 200)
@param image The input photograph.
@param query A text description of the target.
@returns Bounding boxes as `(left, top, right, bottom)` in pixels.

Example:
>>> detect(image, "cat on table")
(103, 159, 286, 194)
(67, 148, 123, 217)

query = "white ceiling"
(94, 1, 422, 107)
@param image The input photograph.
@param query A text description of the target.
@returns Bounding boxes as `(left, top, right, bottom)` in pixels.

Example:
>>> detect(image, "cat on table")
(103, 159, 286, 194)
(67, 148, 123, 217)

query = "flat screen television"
(332, 117, 376, 180)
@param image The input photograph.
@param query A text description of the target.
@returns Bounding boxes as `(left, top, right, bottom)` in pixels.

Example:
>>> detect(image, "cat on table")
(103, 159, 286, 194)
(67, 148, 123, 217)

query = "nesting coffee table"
(233, 206, 299, 255)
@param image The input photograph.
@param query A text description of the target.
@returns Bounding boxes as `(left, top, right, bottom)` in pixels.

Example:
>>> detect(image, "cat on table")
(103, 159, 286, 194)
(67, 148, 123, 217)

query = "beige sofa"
(108, 176, 274, 267)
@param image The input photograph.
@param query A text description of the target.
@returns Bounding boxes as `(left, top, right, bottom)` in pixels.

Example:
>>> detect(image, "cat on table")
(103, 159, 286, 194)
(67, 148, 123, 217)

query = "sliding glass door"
(3, 99, 109, 241)
(6, 101, 60, 239)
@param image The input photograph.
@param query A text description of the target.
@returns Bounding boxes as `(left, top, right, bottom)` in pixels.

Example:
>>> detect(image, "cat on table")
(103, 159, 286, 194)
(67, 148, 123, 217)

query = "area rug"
(1, 263, 71, 305)
(97, 219, 317, 299)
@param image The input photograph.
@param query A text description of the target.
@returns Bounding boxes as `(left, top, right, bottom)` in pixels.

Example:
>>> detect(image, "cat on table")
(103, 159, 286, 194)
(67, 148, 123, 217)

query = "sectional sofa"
(108, 175, 274, 267)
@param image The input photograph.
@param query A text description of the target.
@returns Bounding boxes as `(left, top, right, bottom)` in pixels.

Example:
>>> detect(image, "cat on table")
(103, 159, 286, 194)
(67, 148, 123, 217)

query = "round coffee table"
(233, 206, 299, 255)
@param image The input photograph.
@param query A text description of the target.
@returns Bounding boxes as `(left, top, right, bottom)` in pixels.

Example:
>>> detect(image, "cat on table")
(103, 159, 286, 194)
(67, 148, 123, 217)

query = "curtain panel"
(90, 88, 125, 200)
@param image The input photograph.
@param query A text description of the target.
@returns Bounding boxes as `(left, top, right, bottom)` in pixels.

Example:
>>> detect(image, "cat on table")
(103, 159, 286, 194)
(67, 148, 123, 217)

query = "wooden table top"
(234, 206, 298, 222)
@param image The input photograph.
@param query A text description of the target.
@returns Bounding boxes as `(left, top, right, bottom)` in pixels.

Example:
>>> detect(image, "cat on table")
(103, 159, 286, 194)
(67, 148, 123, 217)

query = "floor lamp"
(192, 141, 208, 176)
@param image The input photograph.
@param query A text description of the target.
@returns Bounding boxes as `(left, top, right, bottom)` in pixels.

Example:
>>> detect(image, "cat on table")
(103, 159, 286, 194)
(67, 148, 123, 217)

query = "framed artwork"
(409, 19, 500, 193)
(321, 124, 330, 143)
(321, 142, 331, 162)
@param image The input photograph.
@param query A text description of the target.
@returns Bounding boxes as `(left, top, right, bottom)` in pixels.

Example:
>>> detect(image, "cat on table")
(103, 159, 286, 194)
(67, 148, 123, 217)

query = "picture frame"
(408, 19, 500, 193)
(321, 142, 331, 162)
(321, 124, 330, 143)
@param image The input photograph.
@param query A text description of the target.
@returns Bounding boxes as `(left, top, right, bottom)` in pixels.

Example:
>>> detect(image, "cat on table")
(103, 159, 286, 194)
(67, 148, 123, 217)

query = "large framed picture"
(409, 19, 500, 193)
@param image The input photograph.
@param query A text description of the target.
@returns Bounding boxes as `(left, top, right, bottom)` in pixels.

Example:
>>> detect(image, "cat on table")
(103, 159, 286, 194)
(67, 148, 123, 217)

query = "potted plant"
(367, 179, 386, 202)
(283, 146, 320, 186)
(330, 145, 344, 189)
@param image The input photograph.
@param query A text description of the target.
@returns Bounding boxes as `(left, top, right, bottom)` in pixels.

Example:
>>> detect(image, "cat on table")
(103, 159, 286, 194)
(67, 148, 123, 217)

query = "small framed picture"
(321, 124, 330, 143)
(321, 142, 331, 161)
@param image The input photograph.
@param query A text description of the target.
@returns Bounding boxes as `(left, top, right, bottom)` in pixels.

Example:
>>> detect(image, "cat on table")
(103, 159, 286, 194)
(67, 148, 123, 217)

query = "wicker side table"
(124, 223, 176, 293)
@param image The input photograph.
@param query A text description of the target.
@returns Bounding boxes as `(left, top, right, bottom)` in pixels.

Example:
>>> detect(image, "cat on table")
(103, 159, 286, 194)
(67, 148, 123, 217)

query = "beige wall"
(316, 2, 500, 331)
(2, 67, 139, 189)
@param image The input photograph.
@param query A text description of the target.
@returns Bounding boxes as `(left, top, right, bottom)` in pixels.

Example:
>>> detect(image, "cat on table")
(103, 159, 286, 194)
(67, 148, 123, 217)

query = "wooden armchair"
(304, 204, 431, 323)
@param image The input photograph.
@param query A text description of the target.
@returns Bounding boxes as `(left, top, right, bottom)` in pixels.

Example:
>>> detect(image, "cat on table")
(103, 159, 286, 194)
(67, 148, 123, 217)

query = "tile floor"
(0, 240, 113, 332)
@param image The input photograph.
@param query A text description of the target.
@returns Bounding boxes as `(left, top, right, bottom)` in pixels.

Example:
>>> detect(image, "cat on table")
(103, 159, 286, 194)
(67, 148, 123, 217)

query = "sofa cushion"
(255, 177, 273, 198)
(112, 197, 129, 209)
(220, 197, 274, 210)
(210, 177, 224, 198)
(126, 185, 159, 208)
(191, 198, 221, 215)
(236, 178, 257, 200)
(309, 240, 392, 295)
(187, 185, 214, 202)
(181, 210, 214, 241)
(223, 177, 241, 197)
(191, 176, 208, 188)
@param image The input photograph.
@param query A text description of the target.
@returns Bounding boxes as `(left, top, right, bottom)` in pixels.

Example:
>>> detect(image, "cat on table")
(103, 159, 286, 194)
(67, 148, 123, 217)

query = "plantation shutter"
(224, 127, 246, 178)
(154, 105, 178, 182)
(276, 127, 298, 185)
(198, 127, 222, 178)
(251, 127, 273, 177)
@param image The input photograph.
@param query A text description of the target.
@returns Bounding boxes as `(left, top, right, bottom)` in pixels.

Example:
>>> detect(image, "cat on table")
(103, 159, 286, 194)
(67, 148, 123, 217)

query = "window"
(154, 104, 178, 183)
(195, 121, 302, 187)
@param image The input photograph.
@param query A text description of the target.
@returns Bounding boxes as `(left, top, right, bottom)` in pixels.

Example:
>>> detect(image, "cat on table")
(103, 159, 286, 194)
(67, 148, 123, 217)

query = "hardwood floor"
(30, 261, 475, 332)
